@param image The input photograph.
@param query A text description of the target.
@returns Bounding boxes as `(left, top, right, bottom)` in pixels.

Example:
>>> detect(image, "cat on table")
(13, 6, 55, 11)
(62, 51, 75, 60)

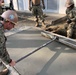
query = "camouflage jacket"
(0, 22, 12, 64)
(66, 7, 76, 22)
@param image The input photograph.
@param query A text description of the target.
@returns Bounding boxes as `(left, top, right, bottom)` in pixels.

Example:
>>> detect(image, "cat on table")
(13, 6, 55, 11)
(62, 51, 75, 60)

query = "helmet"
(65, 0, 74, 7)
(1, 10, 18, 25)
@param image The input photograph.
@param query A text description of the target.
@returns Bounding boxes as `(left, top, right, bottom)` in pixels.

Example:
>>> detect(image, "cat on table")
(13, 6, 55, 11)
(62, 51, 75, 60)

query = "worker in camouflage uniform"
(65, 0, 76, 38)
(29, 0, 46, 28)
(10, 0, 14, 10)
(0, 10, 18, 75)
(0, 0, 4, 14)
(45, 0, 76, 38)
(2, 0, 14, 12)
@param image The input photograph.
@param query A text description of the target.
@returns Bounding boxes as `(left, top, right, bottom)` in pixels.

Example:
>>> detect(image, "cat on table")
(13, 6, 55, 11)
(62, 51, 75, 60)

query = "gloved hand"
(66, 19, 72, 23)
(43, 5, 45, 9)
(9, 60, 16, 67)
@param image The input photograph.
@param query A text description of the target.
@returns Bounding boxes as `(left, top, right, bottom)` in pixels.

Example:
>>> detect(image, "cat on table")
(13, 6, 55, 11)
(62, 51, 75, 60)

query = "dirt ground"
(16, 11, 65, 28)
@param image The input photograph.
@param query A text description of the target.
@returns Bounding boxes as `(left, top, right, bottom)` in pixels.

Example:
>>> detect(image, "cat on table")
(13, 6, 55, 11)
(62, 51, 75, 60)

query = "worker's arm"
(42, 0, 45, 9)
(29, 0, 32, 11)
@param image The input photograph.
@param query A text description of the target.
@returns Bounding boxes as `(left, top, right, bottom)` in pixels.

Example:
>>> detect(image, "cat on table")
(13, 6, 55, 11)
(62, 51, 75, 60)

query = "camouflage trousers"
(67, 22, 76, 38)
(31, 5, 44, 22)
(0, 59, 6, 72)
(0, 6, 2, 15)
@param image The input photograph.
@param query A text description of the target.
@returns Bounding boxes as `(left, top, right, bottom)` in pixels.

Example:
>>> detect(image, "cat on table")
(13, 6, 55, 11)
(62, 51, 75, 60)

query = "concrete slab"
(6, 27, 76, 75)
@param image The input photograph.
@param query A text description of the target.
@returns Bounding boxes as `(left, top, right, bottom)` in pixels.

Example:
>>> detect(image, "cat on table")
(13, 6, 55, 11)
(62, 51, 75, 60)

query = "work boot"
(41, 22, 46, 29)
(42, 22, 46, 27)
(35, 22, 39, 27)
(0, 69, 9, 75)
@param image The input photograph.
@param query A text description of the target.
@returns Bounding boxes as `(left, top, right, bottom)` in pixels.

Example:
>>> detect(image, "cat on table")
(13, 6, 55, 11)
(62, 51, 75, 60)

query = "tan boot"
(42, 22, 46, 28)
(41, 22, 46, 29)
(0, 69, 9, 75)
(35, 22, 39, 27)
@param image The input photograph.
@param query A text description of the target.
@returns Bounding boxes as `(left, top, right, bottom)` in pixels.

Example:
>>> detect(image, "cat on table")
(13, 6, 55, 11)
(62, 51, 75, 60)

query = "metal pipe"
(58, 39, 76, 49)
(42, 31, 76, 49)
(44, 30, 76, 42)
(16, 36, 57, 63)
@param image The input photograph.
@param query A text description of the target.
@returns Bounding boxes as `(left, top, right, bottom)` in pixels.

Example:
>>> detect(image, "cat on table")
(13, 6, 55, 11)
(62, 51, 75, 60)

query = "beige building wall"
(13, 0, 18, 10)
(59, 0, 76, 14)
(59, 0, 66, 14)
(74, 0, 76, 6)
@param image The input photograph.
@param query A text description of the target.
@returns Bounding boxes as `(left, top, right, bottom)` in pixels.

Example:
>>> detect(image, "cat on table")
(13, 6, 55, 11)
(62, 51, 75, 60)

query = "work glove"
(66, 19, 72, 24)
(43, 5, 45, 9)
(9, 60, 16, 67)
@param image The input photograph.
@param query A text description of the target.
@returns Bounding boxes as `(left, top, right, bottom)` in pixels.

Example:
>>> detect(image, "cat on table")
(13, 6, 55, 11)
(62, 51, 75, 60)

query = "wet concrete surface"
(0, 12, 76, 75)
(6, 27, 76, 75)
